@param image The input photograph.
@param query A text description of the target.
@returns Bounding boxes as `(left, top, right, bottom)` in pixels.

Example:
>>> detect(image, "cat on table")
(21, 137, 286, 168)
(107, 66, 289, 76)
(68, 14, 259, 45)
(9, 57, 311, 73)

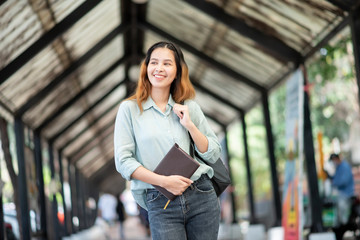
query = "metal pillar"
(240, 112, 256, 224)
(301, 66, 324, 232)
(14, 117, 31, 240)
(221, 126, 237, 223)
(0, 151, 4, 240)
(75, 168, 85, 230)
(80, 176, 87, 229)
(48, 142, 60, 240)
(34, 131, 47, 239)
(68, 164, 76, 233)
(350, 7, 360, 109)
(261, 91, 282, 226)
(58, 150, 68, 236)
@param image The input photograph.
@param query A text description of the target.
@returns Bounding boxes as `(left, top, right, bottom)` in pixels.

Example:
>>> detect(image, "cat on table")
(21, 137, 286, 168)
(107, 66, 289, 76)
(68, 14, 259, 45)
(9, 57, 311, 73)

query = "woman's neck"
(151, 89, 170, 112)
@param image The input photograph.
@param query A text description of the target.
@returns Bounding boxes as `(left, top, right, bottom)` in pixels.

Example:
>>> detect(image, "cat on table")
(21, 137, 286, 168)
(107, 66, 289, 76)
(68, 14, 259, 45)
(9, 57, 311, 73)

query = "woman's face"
(147, 47, 177, 92)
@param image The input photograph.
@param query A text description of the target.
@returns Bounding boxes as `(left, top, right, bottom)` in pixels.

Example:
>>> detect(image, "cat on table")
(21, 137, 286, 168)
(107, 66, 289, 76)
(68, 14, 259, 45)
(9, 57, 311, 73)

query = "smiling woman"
(114, 41, 222, 240)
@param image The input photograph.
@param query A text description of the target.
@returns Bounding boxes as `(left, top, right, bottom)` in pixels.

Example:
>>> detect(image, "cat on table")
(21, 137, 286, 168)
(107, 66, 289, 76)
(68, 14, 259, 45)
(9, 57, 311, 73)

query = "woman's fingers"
(173, 104, 192, 127)
(165, 175, 193, 195)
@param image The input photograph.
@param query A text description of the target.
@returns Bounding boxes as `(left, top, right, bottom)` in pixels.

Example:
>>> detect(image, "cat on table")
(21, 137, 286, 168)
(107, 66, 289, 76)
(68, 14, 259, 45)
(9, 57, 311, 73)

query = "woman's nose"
(155, 64, 164, 71)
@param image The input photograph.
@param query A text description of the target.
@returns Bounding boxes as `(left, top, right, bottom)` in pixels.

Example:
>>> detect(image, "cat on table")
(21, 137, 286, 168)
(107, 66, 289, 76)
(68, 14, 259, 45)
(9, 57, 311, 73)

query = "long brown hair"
(127, 41, 195, 111)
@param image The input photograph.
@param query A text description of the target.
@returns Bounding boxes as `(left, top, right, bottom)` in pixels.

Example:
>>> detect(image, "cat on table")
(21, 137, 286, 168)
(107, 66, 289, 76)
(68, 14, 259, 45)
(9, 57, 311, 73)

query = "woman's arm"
(173, 103, 208, 153)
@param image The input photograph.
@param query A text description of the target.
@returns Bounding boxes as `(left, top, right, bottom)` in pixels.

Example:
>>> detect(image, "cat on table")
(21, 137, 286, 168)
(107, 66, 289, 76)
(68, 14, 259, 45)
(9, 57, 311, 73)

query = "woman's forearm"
(187, 122, 208, 153)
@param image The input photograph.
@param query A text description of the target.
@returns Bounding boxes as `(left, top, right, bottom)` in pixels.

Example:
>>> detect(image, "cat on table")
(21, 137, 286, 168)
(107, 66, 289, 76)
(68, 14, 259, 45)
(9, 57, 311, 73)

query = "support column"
(222, 126, 237, 223)
(75, 168, 85, 230)
(301, 66, 324, 232)
(261, 92, 282, 226)
(240, 112, 256, 224)
(14, 117, 31, 240)
(68, 164, 76, 233)
(48, 142, 60, 240)
(350, 7, 360, 109)
(0, 146, 4, 240)
(58, 150, 68, 236)
(34, 131, 47, 239)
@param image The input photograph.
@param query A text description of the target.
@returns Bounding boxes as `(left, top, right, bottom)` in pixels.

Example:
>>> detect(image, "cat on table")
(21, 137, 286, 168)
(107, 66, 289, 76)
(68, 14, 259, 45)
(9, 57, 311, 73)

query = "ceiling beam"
(36, 56, 127, 131)
(0, 0, 103, 84)
(122, 0, 147, 63)
(51, 80, 125, 144)
(204, 111, 227, 129)
(139, 21, 265, 92)
(183, 0, 302, 64)
(88, 158, 116, 182)
(15, 23, 129, 117)
(122, 0, 147, 96)
(191, 79, 244, 113)
(304, 16, 350, 60)
(67, 121, 114, 162)
(61, 118, 115, 159)
(326, 0, 360, 11)
(77, 138, 113, 170)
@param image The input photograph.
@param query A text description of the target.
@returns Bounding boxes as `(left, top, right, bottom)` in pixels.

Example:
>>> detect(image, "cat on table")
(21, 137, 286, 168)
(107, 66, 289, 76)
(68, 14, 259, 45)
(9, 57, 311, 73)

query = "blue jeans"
(146, 175, 220, 240)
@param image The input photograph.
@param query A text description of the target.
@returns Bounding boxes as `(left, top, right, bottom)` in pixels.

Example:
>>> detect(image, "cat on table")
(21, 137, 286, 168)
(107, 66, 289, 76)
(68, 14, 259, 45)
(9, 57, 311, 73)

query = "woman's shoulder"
(184, 99, 201, 110)
(119, 99, 139, 113)
(121, 99, 136, 106)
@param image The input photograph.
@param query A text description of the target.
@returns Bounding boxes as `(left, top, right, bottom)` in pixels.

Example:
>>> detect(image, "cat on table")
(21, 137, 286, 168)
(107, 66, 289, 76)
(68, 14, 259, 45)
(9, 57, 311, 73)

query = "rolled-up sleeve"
(114, 101, 142, 180)
(189, 101, 221, 164)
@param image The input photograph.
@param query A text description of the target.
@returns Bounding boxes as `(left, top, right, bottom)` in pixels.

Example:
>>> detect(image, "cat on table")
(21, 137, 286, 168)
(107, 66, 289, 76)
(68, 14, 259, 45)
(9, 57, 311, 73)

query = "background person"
(328, 153, 354, 198)
(114, 41, 221, 240)
(97, 192, 118, 225)
(116, 193, 126, 239)
(325, 153, 355, 240)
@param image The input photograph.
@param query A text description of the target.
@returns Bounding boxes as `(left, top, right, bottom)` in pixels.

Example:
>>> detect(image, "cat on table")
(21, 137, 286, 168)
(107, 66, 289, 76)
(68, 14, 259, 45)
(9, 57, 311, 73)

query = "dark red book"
(152, 143, 200, 201)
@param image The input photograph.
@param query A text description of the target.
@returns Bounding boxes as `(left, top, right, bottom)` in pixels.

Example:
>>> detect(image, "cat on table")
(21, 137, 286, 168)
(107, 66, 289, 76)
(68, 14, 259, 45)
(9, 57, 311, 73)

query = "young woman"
(114, 41, 221, 239)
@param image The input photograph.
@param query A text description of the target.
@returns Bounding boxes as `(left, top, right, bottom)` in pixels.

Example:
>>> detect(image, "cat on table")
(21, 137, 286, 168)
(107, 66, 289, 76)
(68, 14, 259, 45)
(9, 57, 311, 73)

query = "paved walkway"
(63, 216, 151, 240)
(62, 218, 358, 240)
(62, 216, 246, 240)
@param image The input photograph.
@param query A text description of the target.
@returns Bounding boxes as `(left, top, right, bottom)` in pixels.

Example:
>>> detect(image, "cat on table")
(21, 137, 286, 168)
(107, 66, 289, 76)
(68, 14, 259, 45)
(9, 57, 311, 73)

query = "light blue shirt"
(114, 95, 221, 209)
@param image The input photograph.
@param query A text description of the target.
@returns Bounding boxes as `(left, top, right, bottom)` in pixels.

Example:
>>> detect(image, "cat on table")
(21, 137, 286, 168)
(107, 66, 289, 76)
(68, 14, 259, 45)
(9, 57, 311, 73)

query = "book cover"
(152, 143, 200, 201)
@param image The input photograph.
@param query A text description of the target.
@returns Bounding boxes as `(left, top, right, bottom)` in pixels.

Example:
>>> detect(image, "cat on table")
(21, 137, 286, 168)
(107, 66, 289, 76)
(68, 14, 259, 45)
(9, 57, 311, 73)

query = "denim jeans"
(146, 175, 220, 240)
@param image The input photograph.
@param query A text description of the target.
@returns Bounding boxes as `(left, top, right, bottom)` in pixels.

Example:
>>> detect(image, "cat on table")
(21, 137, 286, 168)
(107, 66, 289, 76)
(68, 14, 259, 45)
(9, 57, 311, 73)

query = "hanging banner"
(282, 69, 304, 240)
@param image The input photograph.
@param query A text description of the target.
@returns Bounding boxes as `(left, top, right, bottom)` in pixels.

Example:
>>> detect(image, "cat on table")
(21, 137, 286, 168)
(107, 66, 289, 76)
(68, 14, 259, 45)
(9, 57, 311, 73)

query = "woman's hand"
(162, 175, 193, 195)
(131, 167, 192, 195)
(173, 103, 208, 153)
(173, 103, 194, 130)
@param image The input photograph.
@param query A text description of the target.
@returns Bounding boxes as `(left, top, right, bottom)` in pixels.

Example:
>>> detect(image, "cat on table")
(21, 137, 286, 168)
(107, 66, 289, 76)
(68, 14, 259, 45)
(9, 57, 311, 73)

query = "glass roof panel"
(195, 90, 238, 126)
(64, 122, 114, 158)
(44, 85, 125, 140)
(222, 0, 345, 52)
(0, 45, 65, 111)
(63, 0, 121, 59)
(49, 0, 86, 22)
(54, 105, 118, 151)
(147, 0, 216, 50)
(23, 36, 124, 128)
(0, 1, 44, 68)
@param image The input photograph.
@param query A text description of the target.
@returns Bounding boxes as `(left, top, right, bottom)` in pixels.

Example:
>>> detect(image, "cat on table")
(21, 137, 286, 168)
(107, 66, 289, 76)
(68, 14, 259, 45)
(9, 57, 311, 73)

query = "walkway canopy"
(1, 0, 357, 193)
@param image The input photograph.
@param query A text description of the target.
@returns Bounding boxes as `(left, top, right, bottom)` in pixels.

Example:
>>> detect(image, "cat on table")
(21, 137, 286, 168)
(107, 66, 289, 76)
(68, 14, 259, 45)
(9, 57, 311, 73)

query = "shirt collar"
(142, 94, 175, 111)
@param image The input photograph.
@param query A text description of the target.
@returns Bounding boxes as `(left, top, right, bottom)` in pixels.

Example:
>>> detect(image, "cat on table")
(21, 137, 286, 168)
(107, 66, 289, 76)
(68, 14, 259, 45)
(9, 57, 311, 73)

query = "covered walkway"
(1, 0, 360, 240)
